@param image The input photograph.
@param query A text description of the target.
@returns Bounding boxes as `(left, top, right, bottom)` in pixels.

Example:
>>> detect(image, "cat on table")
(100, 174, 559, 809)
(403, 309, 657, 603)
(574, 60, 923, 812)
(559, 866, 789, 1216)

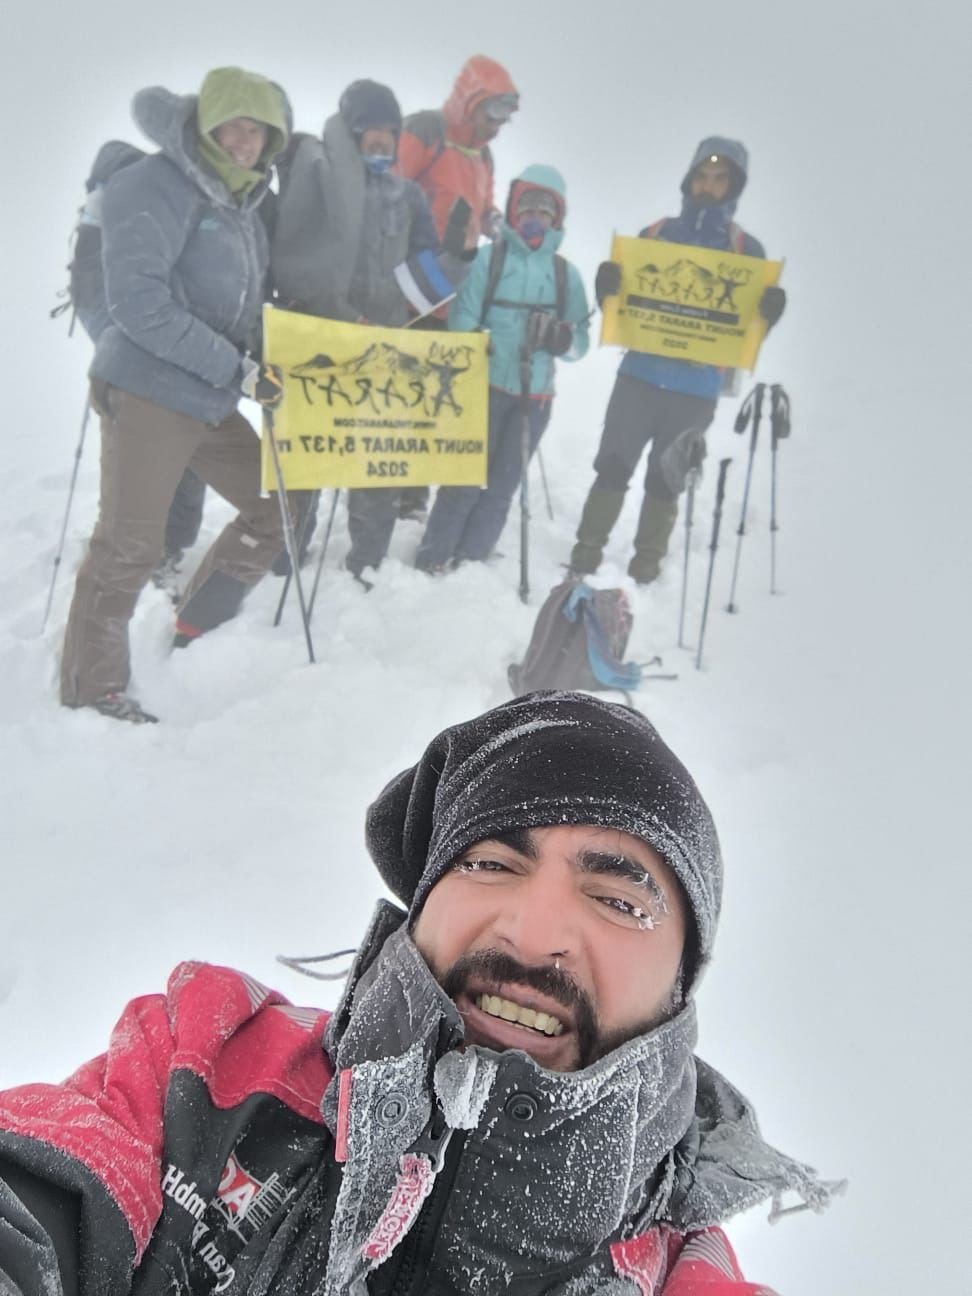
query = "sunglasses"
(483, 94, 518, 122)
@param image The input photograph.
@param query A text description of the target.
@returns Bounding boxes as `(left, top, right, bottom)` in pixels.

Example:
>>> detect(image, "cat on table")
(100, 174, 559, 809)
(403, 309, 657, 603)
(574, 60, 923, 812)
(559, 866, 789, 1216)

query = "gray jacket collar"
(318, 903, 838, 1292)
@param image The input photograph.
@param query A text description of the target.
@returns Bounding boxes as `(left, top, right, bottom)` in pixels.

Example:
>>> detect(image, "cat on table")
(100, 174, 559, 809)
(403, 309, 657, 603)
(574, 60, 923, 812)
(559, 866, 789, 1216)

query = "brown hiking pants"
(61, 383, 288, 706)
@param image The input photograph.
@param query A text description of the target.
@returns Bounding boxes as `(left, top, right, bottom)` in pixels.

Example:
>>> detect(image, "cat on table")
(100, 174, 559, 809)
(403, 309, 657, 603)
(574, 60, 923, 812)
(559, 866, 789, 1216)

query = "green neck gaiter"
(196, 127, 265, 199)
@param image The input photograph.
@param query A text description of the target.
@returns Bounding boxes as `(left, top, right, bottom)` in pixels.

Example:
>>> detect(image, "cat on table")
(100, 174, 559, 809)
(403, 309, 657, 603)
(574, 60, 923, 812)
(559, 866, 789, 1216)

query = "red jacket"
(397, 57, 518, 248)
(0, 963, 777, 1294)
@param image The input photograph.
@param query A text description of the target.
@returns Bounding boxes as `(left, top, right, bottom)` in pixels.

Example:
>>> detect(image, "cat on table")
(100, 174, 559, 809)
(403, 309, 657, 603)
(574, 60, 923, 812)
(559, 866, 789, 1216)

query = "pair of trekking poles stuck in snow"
(681, 381, 792, 670)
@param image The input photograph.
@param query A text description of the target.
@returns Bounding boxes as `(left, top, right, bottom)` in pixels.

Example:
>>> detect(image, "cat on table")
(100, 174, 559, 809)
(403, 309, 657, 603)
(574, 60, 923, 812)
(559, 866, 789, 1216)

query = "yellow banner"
(600, 235, 782, 369)
(260, 307, 489, 491)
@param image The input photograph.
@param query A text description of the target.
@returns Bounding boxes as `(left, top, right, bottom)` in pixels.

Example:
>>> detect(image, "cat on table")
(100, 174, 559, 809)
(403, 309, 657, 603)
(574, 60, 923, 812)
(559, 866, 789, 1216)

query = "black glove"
(526, 310, 572, 356)
(594, 260, 622, 307)
(241, 359, 285, 408)
(443, 197, 473, 258)
(759, 285, 786, 326)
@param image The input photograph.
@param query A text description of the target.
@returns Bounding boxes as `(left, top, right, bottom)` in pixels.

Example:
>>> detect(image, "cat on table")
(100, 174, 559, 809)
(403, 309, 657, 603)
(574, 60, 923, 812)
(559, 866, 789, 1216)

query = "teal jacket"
(449, 165, 589, 397)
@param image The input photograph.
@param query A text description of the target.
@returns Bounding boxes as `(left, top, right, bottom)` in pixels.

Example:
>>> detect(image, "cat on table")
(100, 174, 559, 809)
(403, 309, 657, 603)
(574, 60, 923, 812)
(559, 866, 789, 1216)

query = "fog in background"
(1, 3, 969, 1293)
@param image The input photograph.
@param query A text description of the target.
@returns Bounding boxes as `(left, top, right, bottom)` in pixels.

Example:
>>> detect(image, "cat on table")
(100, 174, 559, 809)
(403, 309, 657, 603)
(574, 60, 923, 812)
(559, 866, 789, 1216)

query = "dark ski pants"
(163, 470, 206, 556)
(416, 387, 552, 570)
(345, 488, 401, 576)
(61, 383, 291, 706)
(592, 374, 716, 501)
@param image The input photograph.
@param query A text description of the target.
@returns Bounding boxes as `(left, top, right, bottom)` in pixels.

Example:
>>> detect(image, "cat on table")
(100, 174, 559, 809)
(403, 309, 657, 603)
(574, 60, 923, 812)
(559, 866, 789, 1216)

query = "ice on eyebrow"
(591, 853, 670, 910)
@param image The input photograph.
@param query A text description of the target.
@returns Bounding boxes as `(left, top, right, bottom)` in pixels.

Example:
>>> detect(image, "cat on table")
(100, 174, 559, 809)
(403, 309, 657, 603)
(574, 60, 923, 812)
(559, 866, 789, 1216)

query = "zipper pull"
(408, 1110, 454, 1173)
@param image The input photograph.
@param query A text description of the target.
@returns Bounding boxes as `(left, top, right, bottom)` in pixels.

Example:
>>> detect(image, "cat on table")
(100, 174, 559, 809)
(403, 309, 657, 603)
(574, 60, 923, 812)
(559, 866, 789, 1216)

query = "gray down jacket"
(91, 87, 274, 424)
(270, 115, 438, 327)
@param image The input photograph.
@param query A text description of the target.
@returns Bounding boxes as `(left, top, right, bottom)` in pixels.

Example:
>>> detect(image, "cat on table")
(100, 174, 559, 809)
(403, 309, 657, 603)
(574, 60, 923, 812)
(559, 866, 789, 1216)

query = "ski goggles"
(514, 188, 559, 218)
(482, 93, 519, 122)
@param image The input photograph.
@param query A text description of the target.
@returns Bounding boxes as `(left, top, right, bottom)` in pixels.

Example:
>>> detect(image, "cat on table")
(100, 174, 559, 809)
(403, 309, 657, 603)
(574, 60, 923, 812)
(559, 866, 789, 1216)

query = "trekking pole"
(695, 458, 732, 671)
(41, 395, 92, 634)
(725, 382, 765, 614)
(272, 495, 318, 628)
(518, 349, 532, 604)
(536, 447, 554, 521)
(307, 489, 341, 620)
(768, 383, 791, 595)
(677, 468, 699, 649)
(264, 410, 315, 663)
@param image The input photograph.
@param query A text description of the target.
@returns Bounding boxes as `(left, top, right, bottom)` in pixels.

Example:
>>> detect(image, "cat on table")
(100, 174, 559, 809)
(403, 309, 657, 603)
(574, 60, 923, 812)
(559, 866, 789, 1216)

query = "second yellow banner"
(600, 234, 782, 370)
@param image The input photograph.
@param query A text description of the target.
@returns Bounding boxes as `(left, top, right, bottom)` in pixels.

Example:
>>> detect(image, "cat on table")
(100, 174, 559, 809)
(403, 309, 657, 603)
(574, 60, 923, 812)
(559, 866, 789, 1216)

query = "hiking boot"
(85, 692, 159, 724)
(344, 559, 375, 592)
(628, 496, 679, 585)
(569, 487, 626, 575)
(172, 618, 202, 650)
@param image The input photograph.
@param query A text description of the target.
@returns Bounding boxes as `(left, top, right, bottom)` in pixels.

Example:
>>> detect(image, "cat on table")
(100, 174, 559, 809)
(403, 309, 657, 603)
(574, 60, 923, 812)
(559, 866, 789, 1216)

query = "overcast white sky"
(1, 3, 970, 1294)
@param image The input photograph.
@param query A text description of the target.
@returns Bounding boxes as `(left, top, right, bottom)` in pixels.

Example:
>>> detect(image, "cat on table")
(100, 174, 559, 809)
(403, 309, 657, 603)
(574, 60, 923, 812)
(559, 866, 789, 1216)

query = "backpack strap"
(402, 111, 449, 187)
(479, 243, 570, 326)
(554, 254, 567, 321)
(478, 239, 508, 328)
(411, 138, 446, 187)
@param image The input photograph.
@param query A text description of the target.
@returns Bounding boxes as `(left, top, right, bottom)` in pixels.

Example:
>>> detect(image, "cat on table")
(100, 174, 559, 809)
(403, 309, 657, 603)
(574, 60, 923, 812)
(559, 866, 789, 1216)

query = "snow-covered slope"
(1, 4, 969, 1293)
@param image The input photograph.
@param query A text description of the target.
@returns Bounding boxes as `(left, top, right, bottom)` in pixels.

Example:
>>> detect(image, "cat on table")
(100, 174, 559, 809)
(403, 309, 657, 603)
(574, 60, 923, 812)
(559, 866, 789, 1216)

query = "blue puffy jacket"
(450, 164, 589, 398)
(620, 137, 765, 402)
(91, 87, 274, 424)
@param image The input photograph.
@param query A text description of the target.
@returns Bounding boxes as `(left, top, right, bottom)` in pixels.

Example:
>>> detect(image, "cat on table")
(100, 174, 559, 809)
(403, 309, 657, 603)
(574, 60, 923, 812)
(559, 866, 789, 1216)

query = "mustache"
(440, 949, 599, 1065)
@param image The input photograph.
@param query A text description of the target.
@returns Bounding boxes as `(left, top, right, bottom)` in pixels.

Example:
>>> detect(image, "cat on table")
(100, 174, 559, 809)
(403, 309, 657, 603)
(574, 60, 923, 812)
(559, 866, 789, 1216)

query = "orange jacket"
(397, 56, 517, 249)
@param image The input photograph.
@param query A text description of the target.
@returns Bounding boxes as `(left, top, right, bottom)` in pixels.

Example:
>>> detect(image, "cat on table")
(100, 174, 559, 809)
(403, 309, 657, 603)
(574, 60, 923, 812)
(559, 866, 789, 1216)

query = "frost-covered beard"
(439, 948, 679, 1071)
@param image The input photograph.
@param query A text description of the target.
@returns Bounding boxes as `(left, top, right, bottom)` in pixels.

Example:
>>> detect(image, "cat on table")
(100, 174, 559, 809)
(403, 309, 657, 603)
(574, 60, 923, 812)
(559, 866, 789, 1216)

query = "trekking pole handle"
(710, 458, 732, 549)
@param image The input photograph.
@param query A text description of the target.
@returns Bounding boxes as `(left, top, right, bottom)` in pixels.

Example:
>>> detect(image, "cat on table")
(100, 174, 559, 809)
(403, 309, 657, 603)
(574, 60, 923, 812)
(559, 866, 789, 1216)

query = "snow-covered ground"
(1, 5, 969, 1294)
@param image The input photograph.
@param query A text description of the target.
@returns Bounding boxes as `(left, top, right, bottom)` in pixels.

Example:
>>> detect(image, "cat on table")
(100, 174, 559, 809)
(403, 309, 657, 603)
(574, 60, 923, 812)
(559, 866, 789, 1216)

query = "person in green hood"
(196, 66, 288, 198)
(60, 68, 293, 724)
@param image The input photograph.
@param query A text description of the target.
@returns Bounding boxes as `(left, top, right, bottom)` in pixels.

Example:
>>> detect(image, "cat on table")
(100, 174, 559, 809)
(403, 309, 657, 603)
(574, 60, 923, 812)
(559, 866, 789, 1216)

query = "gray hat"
(365, 691, 723, 985)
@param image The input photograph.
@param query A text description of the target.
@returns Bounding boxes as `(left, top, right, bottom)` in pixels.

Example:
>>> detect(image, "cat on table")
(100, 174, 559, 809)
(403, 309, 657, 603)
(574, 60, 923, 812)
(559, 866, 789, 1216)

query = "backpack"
(52, 141, 147, 338)
(477, 238, 568, 328)
(403, 109, 495, 189)
(508, 579, 643, 699)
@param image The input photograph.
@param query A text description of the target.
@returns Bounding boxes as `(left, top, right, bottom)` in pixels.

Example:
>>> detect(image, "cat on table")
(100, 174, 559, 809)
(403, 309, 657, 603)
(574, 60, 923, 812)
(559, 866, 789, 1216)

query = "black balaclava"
(365, 690, 722, 991)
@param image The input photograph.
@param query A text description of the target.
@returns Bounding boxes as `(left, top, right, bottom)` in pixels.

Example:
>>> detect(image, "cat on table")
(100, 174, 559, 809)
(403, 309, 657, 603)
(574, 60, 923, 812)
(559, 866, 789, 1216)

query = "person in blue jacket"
(416, 165, 589, 572)
(570, 137, 786, 584)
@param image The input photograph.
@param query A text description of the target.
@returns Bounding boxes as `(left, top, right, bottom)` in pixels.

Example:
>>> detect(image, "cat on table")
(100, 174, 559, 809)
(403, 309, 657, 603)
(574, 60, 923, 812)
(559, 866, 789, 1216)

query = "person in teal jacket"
(415, 164, 589, 571)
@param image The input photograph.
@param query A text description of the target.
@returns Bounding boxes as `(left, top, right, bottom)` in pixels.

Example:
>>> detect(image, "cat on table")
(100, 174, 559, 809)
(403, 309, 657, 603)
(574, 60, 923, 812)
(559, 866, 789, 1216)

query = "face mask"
(364, 153, 394, 174)
(516, 215, 547, 245)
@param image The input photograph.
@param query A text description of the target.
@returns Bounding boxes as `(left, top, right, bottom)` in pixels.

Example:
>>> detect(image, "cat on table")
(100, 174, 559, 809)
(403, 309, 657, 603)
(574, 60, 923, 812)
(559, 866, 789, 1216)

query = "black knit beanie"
(338, 79, 402, 135)
(365, 691, 723, 981)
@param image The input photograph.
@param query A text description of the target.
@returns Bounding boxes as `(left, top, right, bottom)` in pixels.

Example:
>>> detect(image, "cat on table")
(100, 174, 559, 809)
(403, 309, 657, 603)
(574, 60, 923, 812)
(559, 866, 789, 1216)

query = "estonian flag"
(393, 250, 456, 320)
